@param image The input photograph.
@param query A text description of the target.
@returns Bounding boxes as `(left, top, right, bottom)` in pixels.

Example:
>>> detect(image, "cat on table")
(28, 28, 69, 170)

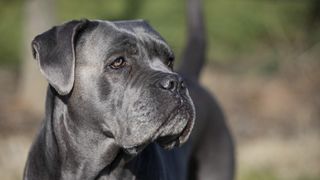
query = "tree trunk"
(18, 0, 56, 114)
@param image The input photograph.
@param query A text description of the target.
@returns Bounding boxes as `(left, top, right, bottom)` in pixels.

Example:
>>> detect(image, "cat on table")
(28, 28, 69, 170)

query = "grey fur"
(24, 3, 235, 178)
(24, 19, 195, 180)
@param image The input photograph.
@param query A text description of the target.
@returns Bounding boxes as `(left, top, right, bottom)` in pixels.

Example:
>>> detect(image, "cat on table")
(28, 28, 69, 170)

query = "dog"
(24, 2, 234, 180)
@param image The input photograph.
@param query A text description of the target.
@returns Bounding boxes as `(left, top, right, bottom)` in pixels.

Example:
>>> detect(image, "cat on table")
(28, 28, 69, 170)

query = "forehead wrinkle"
(110, 34, 137, 49)
(104, 20, 140, 40)
(87, 20, 174, 69)
(138, 32, 173, 60)
(107, 36, 138, 57)
(93, 20, 171, 50)
(137, 29, 172, 51)
(100, 20, 173, 58)
(94, 23, 139, 62)
(95, 20, 138, 43)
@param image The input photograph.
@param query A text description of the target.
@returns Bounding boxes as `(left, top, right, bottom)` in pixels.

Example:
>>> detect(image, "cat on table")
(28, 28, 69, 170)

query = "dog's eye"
(167, 57, 174, 68)
(110, 56, 126, 69)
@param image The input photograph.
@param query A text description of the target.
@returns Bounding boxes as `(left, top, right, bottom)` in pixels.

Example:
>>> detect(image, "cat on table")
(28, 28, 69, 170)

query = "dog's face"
(32, 20, 195, 154)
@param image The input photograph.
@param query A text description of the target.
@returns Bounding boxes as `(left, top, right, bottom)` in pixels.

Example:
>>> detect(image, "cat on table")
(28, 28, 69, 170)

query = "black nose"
(158, 75, 186, 93)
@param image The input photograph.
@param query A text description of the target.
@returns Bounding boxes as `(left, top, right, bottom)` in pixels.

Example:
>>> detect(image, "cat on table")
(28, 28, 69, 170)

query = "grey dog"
(24, 2, 234, 180)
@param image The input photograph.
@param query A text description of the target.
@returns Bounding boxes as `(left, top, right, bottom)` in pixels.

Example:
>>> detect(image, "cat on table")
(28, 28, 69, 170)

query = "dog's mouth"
(156, 117, 194, 149)
(155, 105, 195, 149)
(120, 98, 195, 155)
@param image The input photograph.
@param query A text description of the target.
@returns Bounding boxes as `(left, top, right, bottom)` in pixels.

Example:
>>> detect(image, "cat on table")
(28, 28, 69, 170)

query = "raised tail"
(178, 0, 207, 80)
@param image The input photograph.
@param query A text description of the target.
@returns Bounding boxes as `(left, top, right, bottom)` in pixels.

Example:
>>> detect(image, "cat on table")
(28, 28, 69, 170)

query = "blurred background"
(0, 0, 319, 179)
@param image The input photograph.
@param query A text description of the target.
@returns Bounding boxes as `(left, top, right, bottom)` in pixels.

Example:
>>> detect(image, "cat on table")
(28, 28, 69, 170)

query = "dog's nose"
(158, 75, 185, 93)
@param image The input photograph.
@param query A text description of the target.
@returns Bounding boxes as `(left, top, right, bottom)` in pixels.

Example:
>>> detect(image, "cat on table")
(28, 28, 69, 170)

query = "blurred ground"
(1, 1, 320, 180)
(201, 62, 320, 180)
(0, 58, 319, 180)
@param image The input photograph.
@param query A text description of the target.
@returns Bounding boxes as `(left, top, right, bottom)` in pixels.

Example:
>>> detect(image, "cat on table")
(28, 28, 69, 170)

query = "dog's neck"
(24, 87, 125, 180)
(24, 87, 182, 180)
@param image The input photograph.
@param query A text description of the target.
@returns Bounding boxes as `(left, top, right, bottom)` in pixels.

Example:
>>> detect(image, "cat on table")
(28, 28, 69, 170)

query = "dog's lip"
(178, 114, 194, 144)
(122, 99, 194, 153)
(156, 134, 180, 147)
(120, 106, 179, 154)
(156, 106, 194, 149)
(156, 121, 189, 147)
(156, 118, 194, 149)
(123, 141, 150, 155)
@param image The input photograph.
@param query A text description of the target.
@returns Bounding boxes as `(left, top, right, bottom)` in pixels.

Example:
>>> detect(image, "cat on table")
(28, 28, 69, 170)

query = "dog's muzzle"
(155, 102, 195, 149)
(152, 74, 195, 149)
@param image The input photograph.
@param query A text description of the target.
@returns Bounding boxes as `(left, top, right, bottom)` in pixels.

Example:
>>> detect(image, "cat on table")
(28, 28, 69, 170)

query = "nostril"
(168, 81, 175, 90)
(157, 75, 185, 92)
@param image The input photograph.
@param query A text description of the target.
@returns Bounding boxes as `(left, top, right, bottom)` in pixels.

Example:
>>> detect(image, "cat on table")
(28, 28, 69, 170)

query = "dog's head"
(32, 19, 195, 154)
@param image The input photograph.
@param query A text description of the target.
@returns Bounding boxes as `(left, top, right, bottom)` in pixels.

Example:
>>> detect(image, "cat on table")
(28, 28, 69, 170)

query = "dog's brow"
(114, 34, 137, 48)
(103, 37, 138, 62)
(152, 40, 174, 61)
(137, 37, 173, 60)
(160, 43, 174, 60)
(132, 29, 172, 58)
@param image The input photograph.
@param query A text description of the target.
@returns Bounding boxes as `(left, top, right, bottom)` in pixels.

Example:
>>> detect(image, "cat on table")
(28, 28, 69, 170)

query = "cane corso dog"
(24, 2, 234, 180)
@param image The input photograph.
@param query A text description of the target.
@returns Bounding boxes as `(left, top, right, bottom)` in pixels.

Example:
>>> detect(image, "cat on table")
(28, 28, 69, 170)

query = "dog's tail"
(178, 0, 206, 80)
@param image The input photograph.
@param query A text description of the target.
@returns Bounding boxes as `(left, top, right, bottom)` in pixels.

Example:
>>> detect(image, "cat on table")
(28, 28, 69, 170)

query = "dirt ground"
(0, 63, 319, 180)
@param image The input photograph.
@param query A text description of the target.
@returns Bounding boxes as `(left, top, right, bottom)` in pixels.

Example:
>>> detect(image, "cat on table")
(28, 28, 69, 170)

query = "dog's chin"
(122, 117, 193, 155)
(122, 103, 195, 154)
(156, 107, 195, 150)
(156, 119, 194, 149)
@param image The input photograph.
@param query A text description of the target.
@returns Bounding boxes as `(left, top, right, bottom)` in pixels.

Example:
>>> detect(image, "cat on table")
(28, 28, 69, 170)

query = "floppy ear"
(32, 20, 88, 95)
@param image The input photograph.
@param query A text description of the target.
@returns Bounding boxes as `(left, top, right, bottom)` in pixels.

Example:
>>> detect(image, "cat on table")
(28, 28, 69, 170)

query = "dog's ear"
(32, 20, 88, 95)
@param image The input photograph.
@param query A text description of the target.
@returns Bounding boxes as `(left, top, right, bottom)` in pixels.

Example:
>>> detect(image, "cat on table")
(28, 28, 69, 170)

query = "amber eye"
(110, 56, 126, 69)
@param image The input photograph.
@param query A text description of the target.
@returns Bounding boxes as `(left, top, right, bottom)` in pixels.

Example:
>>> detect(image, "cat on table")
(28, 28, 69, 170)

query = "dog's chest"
(98, 144, 189, 180)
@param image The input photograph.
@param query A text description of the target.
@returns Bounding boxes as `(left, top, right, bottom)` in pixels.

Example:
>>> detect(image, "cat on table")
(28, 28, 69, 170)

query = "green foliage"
(205, 0, 310, 64)
(0, 0, 23, 67)
(0, 0, 316, 72)
(238, 168, 320, 180)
